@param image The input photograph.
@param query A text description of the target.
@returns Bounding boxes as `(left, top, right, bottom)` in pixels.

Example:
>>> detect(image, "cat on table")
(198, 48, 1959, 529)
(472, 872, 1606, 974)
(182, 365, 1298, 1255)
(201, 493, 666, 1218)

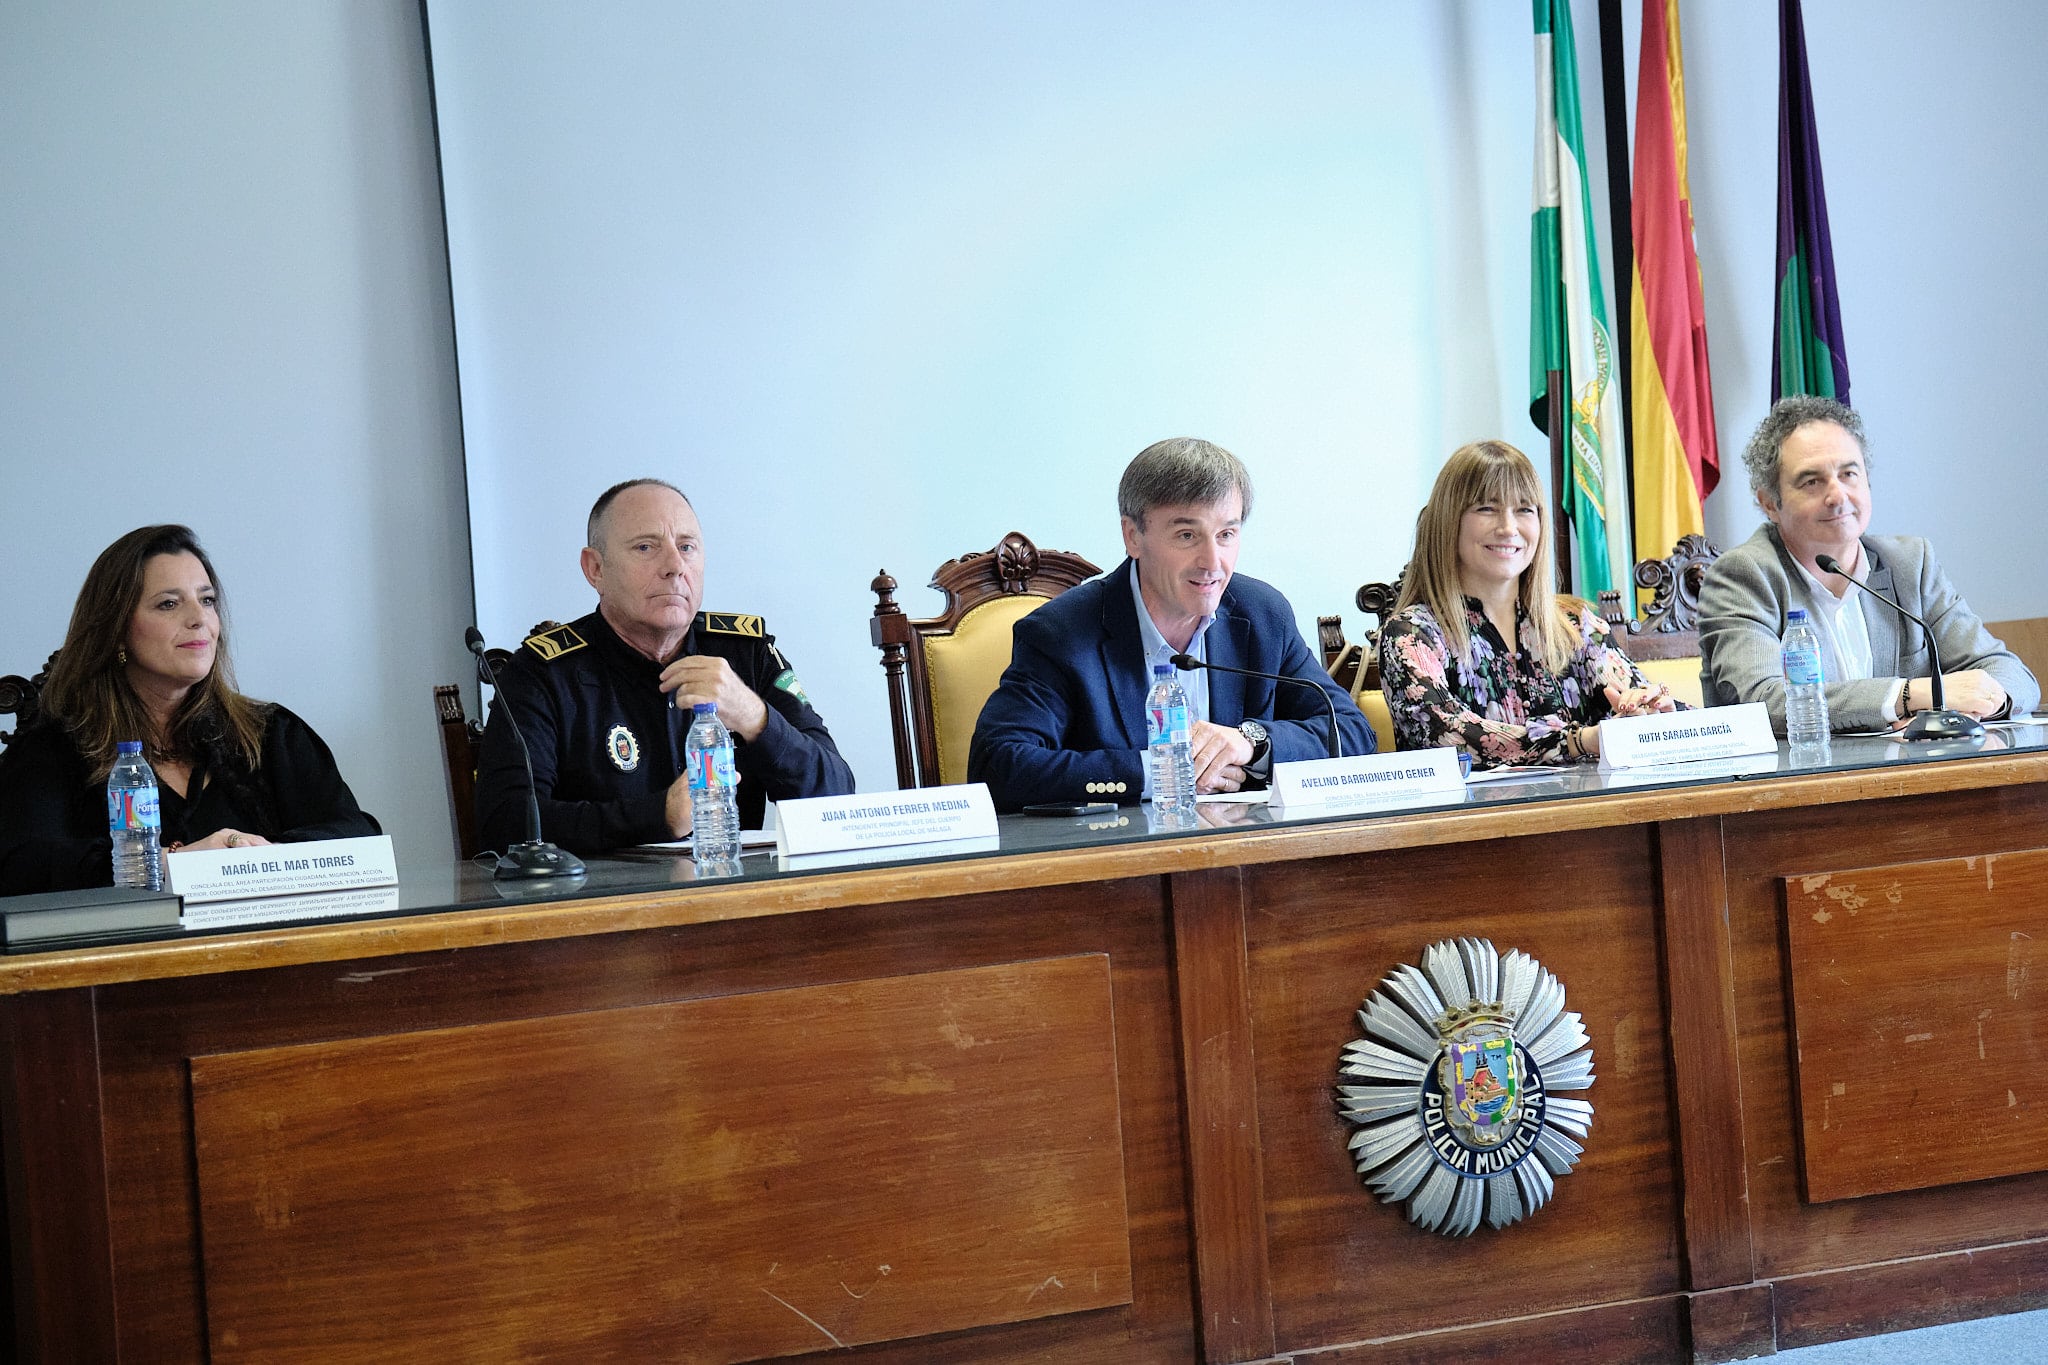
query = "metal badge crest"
(606, 724, 640, 773)
(1336, 938, 1594, 1236)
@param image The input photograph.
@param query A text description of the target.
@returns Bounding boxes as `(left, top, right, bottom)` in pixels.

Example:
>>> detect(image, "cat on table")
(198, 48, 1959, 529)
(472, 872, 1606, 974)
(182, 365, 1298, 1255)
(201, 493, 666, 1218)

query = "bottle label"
(1783, 647, 1825, 688)
(108, 786, 161, 834)
(1148, 703, 1190, 747)
(687, 743, 737, 793)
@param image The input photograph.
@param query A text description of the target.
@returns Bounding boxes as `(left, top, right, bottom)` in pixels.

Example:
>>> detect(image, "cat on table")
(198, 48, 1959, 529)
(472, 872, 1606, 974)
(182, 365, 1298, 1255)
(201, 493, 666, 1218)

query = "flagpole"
(1547, 367, 1570, 595)
(1596, 0, 1636, 593)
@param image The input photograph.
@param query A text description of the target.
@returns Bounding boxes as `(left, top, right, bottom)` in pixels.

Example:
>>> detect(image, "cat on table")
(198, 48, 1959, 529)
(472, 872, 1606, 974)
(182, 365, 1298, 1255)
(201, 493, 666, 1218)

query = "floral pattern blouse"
(1377, 598, 1661, 766)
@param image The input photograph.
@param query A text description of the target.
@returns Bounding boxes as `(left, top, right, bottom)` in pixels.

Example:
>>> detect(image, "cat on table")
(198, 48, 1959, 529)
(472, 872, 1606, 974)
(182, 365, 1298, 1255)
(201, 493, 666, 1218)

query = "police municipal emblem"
(1336, 938, 1595, 1236)
(772, 668, 811, 707)
(606, 724, 641, 773)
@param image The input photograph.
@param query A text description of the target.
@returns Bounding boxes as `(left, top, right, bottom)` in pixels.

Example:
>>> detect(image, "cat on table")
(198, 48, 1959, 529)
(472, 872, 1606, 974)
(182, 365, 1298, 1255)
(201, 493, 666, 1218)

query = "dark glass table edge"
(8, 723, 2045, 956)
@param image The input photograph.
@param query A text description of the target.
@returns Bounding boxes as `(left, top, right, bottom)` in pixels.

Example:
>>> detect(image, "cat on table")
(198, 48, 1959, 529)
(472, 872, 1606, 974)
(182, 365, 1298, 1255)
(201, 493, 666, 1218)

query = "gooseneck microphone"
(1813, 555, 1986, 742)
(466, 627, 588, 879)
(1169, 653, 1344, 760)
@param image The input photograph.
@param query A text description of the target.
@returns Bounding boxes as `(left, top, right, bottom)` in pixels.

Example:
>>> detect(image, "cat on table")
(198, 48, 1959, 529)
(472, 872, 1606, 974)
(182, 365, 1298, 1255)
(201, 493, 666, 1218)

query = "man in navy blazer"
(968, 438, 1375, 812)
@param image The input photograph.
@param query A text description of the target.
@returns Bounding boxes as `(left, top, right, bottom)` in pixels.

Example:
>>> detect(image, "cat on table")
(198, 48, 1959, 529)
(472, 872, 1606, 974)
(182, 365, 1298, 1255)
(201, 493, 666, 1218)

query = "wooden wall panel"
(93, 881, 1198, 1363)
(191, 956, 1130, 1363)
(1244, 826, 1683, 1351)
(0, 988, 116, 1363)
(1783, 845, 2048, 1202)
(1273, 1295, 1687, 1364)
(1655, 817, 1755, 1290)
(1169, 866, 1274, 1363)
(1770, 1233, 2048, 1349)
(1721, 781, 2048, 1279)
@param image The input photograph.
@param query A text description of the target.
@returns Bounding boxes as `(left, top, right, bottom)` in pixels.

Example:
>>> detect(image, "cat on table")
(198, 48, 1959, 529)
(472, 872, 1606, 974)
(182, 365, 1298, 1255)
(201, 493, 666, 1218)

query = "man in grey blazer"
(1699, 396, 2038, 733)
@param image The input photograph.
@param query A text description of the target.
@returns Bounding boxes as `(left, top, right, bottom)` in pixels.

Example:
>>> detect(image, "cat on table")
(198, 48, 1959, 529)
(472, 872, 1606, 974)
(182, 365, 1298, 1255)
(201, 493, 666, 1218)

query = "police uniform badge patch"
(606, 724, 641, 772)
(1336, 938, 1595, 1236)
(524, 623, 588, 662)
(772, 668, 811, 707)
(701, 611, 764, 638)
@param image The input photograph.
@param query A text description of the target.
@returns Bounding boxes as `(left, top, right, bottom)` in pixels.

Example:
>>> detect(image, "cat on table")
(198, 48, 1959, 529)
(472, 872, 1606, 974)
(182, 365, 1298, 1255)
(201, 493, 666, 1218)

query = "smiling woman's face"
(125, 551, 220, 696)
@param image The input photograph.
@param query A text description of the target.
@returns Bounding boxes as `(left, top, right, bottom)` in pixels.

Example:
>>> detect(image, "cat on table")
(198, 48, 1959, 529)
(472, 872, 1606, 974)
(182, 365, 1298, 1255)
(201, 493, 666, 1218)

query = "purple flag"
(1772, 0, 1850, 403)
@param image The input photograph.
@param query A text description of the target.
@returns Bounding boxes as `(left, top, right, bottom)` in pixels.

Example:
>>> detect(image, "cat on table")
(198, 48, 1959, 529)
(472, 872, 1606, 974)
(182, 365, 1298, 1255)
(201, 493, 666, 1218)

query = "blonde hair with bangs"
(1394, 440, 1586, 674)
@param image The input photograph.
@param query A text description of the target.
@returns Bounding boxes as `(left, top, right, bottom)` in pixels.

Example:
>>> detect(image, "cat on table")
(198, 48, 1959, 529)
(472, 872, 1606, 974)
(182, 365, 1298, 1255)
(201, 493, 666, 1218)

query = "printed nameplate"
(774, 783, 998, 858)
(778, 834, 1002, 874)
(167, 834, 398, 904)
(1598, 702, 1774, 771)
(182, 884, 404, 932)
(1599, 750, 1781, 788)
(1269, 747, 1465, 810)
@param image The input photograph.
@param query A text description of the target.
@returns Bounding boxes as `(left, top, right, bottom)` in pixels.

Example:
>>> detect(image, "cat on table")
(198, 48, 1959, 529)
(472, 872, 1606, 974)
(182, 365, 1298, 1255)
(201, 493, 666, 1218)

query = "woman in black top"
(0, 525, 377, 895)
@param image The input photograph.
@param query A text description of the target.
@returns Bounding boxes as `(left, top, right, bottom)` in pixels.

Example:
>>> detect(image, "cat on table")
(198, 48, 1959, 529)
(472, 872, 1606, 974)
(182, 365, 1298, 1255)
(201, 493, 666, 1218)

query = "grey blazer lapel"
(1859, 546, 1906, 674)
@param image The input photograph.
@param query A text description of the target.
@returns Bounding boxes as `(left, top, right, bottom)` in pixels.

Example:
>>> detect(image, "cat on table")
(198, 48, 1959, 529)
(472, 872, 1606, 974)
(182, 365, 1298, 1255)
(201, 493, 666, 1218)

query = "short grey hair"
(587, 477, 690, 550)
(1116, 438, 1253, 528)
(1742, 397, 1868, 506)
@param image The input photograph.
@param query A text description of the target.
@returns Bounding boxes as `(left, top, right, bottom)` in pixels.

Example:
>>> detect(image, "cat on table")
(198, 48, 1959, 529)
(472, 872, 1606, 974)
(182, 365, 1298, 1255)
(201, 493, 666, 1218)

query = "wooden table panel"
(1783, 845, 2048, 1202)
(12, 753, 2048, 1362)
(93, 881, 1198, 1364)
(1655, 816, 1755, 1291)
(1169, 866, 1275, 1363)
(1722, 781, 2048, 1278)
(1245, 826, 1683, 1350)
(192, 956, 1131, 1363)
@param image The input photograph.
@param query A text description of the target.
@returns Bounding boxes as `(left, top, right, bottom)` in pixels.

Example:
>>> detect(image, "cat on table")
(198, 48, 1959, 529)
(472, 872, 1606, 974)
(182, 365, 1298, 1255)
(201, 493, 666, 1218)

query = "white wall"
(0, 0, 473, 866)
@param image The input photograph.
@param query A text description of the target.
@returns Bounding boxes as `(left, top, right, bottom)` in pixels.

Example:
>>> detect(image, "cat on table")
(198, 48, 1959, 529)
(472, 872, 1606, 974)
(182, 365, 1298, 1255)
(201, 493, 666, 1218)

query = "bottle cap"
(1152, 664, 1172, 679)
(1787, 608, 1808, 623)
(117, 740, 142, 753)
(692, 701, 716, 715)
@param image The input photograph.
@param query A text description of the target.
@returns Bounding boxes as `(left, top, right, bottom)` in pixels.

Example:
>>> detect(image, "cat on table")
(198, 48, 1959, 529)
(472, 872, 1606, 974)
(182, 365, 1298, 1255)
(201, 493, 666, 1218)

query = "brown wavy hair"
(1394, 441, 1585, 674)
(39, 525, 268, 782)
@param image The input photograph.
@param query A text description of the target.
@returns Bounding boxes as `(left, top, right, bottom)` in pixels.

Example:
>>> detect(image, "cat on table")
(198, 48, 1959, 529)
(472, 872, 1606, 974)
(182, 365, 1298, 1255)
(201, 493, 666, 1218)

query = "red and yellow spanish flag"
(1629, 0, 1719, 567)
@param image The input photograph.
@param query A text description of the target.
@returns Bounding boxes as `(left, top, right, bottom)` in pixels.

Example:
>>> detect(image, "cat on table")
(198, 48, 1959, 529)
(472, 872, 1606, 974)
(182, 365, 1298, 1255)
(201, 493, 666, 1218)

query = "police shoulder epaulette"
(523, 623, 588, 662)
(700, 611, 766, 638)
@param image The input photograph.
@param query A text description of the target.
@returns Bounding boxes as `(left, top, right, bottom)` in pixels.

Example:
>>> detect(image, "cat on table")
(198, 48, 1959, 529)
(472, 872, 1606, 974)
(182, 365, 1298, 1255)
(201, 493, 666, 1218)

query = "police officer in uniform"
(477, 478, 854, 855)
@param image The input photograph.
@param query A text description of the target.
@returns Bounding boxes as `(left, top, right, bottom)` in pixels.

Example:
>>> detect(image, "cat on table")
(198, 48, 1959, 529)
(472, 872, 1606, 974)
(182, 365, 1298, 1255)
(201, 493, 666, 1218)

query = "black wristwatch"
(1238, 719, 1272, 774)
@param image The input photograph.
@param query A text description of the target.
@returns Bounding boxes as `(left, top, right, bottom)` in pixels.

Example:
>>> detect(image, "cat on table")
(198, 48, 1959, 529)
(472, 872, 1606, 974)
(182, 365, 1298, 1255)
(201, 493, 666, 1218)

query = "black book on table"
(4, 885, 184, 946)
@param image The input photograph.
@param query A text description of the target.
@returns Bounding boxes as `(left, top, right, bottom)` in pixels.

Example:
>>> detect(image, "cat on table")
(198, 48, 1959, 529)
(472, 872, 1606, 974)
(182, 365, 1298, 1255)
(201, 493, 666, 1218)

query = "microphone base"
(495, 841, 588, 879)
(1899, 709, 1987, 743)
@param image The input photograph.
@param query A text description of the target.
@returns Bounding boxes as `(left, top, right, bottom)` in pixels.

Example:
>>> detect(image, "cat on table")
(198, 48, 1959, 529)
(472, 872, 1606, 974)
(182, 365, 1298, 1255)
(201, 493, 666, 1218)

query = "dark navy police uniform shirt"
(477, 609, 854, 854)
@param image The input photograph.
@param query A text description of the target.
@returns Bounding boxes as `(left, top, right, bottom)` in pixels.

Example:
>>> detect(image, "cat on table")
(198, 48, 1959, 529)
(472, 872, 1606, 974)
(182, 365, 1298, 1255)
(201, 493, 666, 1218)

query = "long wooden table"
(6, 735, 2048, 1362)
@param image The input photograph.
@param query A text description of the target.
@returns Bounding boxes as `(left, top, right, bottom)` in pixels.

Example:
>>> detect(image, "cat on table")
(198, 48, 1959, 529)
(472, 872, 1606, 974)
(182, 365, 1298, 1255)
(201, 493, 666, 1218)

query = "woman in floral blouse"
(1377, 440, 1677, 766)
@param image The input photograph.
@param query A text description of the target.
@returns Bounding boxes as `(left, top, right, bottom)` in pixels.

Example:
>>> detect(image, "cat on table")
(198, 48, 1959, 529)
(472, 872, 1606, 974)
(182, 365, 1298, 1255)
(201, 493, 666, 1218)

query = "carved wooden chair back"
(871, 533, 1101, 789)
(0, 652, 57, 752)
(434, 629, 543, 861)
(1598, 533, 1722, 661)
(434, 684, 485, 861)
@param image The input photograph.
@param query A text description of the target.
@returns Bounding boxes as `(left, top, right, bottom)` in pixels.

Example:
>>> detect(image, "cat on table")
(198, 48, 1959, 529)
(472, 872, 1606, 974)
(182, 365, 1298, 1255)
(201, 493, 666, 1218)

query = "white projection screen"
(424, 0, 1542, 793)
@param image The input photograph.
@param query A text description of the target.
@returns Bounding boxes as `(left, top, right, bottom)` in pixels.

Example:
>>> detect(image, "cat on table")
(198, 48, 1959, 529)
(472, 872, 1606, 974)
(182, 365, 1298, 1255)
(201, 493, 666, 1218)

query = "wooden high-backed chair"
(435, 685, 485, 861)
(0, 653, 55, 751)
(871, 532, 1101, 789)
(1986, 616, 2048, 693)
(435, 630, 543, 861)
(1598, 533, 1721, 707)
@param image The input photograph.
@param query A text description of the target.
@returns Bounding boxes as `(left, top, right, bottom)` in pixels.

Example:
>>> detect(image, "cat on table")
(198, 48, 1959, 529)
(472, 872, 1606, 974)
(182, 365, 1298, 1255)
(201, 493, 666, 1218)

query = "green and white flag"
(1529, 0, 1631, 598)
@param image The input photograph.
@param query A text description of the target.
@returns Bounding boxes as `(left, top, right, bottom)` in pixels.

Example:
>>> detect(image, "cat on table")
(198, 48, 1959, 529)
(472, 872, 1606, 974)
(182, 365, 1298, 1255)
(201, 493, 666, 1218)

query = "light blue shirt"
(1130, 567, 1213, 799)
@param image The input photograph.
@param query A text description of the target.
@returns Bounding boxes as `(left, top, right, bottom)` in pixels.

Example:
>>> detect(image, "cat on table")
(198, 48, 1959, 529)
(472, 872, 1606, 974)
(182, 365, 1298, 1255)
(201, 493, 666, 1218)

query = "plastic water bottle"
(1782, 608, 1832, 756)
(107, 741, 163, 890)
(1146, 664, 1197, 818)
(685, 702, 742, 868)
